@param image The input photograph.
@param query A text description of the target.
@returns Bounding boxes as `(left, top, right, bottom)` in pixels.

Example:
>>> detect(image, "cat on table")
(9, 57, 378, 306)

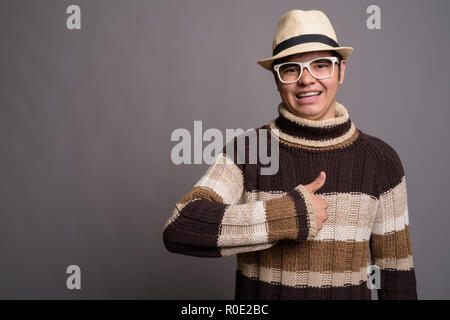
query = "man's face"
(275, 50, 346, 121)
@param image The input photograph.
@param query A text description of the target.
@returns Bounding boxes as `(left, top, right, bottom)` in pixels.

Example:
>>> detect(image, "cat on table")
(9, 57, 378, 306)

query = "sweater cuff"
(279, 185, 317, 241)
(292, 185, 318, 240)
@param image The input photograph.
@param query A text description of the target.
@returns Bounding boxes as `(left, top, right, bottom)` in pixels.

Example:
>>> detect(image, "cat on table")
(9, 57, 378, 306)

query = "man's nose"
(298, 67, 316, 85)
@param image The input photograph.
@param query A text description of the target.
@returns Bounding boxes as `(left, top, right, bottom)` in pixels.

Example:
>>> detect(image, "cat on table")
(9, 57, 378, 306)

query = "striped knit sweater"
(163, 102, 418, 300)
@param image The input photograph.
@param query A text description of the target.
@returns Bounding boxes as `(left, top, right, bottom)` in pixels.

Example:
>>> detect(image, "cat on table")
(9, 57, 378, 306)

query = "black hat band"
(273, 34, 339, 56)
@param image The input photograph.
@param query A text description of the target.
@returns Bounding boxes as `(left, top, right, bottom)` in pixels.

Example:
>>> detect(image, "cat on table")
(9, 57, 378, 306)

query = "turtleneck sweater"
(163, 102, 418, 300)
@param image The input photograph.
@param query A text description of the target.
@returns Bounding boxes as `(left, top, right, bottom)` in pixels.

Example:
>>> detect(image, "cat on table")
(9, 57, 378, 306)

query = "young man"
(163, 10, 418, 300)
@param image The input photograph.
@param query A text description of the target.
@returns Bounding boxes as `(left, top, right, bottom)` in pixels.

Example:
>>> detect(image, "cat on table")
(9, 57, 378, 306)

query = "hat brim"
(257, 43, 354, 71)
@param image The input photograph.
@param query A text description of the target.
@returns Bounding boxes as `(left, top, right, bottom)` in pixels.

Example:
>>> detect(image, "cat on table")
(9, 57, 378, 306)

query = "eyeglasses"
(273, 56, 339, 84)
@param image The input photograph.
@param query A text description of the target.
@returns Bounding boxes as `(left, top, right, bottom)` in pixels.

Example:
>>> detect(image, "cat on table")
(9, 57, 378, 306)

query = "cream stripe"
(296, 185, 317, 239)
(278, 102, 349, 127)
(220, 243, 274, 257)
(238, 262, 370, 288)
(244, 190, 284, 202)
(218, 202, 270, 248)
(244, 178, 409, 237)
(269, 120, 356, 147)
(371, 209, 409, 235)
(372, 177, 409, 235)
(245, 190, 378, 242)
(218, 224, 269, 247)
(315, 225, 372, 242)
(197, 180, 237, 203)
(194, 153, 243, 204)
(221, 201, 267, 225)
(377, 177, 408, 218)
(372, 256, 414, 271)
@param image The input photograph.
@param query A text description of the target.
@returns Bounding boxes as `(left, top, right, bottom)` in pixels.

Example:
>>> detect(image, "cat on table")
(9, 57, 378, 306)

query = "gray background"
(0, 0, 449, 299)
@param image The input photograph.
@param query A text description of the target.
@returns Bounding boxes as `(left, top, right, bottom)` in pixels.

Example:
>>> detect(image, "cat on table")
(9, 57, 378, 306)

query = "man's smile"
(295, 90, 322, 104)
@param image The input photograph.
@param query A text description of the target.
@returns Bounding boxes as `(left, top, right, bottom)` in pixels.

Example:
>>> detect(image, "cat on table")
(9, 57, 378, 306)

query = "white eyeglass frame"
(273, 56, 339, 84)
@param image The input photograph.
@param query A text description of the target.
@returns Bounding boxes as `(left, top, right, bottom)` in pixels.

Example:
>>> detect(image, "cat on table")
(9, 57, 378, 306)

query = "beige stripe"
(218, 201, 269, 248)
(372, 209, 410, 235)
(296, 185, 317, 239)
(194, 153, 243, 204)
(220, 243, 274, 257)
(372, 176, 409, 235)
(372, 256, 414, 271)
(245, 190, 378, 242)
(237, 262, 369, 288)
(218, 223, 270, 247)
(221, 200, 266, 225)
(244, 190, 285, 202)
(278, 102, 349, 127)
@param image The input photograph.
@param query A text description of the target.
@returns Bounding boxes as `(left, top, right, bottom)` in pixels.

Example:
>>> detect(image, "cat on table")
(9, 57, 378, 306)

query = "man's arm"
(162, 152, 318, 257)
(370, 146, 418, 299)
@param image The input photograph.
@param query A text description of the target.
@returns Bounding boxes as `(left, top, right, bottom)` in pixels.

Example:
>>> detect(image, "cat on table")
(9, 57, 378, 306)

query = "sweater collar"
(268, 102, 359, 150)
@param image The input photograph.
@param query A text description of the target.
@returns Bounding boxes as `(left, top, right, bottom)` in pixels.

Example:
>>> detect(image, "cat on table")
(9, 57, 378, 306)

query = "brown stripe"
(275, 116, 352, 142)
(370, 225, 412, 259)
(163, 237, 222, 257)
(268, 125, 361, 151)
(258, 242, 284, 270)
(287, 188, 312, 240)
(179, 186, 224, 205)
(237, 250, 260, 266)
(378, 269, 418, 300)
(264, 194, 298, 242)
(237, 239, 371, 273)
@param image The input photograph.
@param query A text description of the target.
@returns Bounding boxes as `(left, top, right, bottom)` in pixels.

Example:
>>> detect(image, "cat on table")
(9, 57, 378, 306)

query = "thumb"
(305, 171, 326, 193)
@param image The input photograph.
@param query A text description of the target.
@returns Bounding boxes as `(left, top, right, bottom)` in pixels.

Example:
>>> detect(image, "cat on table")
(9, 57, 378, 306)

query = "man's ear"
(338, 60, 347, 84)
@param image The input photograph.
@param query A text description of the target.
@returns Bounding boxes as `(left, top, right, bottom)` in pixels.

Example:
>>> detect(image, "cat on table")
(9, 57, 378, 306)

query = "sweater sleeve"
(162, 152, 317, 257)
(370, 146, 418, 300)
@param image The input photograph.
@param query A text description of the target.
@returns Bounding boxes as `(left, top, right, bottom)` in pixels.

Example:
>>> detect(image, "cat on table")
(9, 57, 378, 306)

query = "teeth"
(297, 91, 321, 98)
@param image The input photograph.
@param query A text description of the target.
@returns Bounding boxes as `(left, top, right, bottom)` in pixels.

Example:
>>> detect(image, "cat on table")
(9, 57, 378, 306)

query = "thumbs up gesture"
(303, 171, 329, 232)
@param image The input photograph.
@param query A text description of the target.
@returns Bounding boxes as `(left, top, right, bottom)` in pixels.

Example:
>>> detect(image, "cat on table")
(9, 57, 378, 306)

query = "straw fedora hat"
(258, 10, 353, 71)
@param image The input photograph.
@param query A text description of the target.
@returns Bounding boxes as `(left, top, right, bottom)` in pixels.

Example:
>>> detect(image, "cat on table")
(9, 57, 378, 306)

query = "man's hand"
(303, 171, 328, 232)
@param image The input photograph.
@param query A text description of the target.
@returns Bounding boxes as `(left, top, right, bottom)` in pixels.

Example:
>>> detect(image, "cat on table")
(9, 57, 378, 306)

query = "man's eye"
(282, 66, 298, 72)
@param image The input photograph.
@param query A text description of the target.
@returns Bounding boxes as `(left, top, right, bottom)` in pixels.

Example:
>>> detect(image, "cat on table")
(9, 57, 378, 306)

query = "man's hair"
(272, 51, 343, 85)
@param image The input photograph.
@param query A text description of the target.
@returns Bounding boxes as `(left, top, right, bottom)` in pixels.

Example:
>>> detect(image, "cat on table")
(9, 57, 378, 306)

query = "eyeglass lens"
(278, 58, 334, 82)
